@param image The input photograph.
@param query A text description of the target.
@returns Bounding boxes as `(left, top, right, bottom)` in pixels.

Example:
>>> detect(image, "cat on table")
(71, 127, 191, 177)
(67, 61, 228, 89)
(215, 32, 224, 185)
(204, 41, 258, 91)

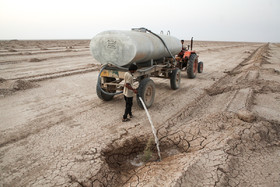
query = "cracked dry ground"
(1, 41, 280, 187)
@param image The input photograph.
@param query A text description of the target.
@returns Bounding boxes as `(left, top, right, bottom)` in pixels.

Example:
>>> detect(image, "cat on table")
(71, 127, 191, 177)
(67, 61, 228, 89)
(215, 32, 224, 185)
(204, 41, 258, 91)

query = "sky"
(0, 0, 279, 42)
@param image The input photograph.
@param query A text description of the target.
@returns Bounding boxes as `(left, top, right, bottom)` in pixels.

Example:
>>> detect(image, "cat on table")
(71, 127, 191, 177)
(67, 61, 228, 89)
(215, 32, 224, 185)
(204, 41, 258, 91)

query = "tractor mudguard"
(183, 51, 198, 59)
(183, 51, 192, 59)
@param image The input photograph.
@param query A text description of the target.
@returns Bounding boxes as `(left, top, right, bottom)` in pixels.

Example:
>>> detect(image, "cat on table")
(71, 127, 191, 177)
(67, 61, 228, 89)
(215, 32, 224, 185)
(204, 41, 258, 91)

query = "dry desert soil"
(0, 40, 280, 186)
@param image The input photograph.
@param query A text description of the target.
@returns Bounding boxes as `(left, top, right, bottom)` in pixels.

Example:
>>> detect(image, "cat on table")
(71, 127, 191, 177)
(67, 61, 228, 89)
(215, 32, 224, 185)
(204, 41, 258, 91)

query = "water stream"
(138, 97, 161, 161)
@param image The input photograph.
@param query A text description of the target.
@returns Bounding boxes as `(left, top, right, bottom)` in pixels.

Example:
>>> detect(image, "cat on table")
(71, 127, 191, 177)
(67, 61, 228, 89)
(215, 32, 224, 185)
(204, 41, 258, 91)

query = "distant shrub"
(142, 137, 154, 162)
(29, 58, 43, 62)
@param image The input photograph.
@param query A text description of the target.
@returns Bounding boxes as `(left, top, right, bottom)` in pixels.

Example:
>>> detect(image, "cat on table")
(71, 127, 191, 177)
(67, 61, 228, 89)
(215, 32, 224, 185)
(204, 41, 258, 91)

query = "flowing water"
(138, 97, 161, 161)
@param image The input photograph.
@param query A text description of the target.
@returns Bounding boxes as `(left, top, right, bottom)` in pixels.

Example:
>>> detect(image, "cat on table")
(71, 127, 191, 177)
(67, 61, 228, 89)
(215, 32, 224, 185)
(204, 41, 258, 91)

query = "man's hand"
(125, 83, 138, 94)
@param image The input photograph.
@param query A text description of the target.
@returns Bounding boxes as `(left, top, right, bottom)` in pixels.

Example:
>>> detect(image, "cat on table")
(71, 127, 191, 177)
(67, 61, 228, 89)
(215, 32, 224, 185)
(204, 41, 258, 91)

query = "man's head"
(129, 64, 138, 73)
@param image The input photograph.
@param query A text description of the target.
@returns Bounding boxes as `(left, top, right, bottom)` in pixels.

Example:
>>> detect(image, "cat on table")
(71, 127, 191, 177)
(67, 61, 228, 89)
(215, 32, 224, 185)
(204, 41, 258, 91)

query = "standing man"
(122, 64, 138, 122)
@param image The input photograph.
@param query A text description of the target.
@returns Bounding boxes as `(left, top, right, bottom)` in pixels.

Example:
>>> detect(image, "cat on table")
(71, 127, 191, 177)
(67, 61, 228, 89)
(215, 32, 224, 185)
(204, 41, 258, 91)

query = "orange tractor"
(176, 37, 203, 78)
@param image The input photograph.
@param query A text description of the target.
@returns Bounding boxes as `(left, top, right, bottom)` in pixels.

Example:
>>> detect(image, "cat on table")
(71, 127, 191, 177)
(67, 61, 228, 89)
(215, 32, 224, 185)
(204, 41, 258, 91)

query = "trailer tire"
(96, 77, 115, 101)
(187, 54, 198, 79)
(137, 78, 155, 109)
(170, 68, 181, 90)
(198, 61, 203, 73)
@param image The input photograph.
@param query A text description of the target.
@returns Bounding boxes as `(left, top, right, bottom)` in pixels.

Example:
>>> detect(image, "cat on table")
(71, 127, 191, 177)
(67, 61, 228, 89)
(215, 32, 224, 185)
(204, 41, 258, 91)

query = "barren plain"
(0, 39, 279, 186)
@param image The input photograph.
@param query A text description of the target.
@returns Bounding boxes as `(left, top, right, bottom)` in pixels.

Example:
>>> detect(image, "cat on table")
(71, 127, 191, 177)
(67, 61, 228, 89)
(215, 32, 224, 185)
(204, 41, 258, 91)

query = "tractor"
(176, 37, 203, 78)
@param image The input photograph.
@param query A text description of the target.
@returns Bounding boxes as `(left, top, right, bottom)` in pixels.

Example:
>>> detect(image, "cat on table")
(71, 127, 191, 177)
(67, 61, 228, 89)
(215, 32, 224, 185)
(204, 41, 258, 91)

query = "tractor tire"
(170, 68, 181, 90)
(137, 78, 155, 109)
(198, 61, 204, 73)
(187, 54, 198, 79)
(96, 77, 115, 101)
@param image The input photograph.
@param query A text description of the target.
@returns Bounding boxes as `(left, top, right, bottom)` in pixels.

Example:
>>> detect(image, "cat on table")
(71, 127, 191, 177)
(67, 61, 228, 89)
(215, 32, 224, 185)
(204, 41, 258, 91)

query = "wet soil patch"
(92, 135, 189, 186)
(103, 136, 187, 168)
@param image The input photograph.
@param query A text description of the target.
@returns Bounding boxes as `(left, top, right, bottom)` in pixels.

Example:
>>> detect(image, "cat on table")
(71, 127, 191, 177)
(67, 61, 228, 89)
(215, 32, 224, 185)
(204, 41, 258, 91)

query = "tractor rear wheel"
(137, 78, 155, 109)
(187, 54, 198, 79)
(198, 61, 204, 73)
(96, 77, 115, 101)
(170, 68, 181, 90)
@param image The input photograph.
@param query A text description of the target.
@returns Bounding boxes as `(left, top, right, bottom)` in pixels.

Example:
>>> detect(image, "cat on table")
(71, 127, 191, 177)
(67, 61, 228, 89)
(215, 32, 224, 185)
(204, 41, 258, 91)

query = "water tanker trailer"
(90, 28, 203, 108)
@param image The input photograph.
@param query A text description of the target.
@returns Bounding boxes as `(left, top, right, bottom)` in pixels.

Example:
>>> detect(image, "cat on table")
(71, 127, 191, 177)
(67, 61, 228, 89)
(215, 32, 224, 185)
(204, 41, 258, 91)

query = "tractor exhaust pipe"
(191, 37, 193, 51)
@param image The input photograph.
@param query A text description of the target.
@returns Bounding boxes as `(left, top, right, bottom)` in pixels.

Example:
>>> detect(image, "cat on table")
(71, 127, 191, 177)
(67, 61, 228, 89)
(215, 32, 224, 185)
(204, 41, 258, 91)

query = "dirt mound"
(237, 109, 255, 122)
(8, 49, 17, 52)
(13, 79, 36, 90)
(0, 79, 38, 96)
(0, 77, 6, 83)
(29, 58, 44, 62)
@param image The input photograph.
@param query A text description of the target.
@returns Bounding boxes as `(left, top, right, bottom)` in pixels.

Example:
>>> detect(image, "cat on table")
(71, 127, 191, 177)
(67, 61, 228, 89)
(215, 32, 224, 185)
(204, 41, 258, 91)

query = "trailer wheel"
(170, 68, 181, 90)
(96, 77, 115, 101)
(187, 54, 198, 79)
(137, 78, 155, 109)
(198, 61, 203, 73)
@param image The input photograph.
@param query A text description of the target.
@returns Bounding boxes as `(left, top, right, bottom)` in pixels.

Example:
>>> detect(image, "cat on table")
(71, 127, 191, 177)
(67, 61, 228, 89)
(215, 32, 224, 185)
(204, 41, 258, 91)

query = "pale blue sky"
(0, 0, 279, 42)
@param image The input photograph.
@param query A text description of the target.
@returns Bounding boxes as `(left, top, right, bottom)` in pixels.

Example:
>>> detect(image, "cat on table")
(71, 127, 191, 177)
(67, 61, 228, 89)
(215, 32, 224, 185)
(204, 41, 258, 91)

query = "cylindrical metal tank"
(90, 29, 182, 67)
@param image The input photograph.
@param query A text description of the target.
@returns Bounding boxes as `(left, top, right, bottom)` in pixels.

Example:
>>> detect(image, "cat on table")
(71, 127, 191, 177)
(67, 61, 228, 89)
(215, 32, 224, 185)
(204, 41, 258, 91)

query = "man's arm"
(125, 83, 138, 93)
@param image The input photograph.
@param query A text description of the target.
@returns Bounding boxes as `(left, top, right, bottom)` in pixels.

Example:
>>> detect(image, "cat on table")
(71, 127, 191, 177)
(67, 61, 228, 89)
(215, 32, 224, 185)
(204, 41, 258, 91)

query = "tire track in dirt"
(0, 64, 100, 95)
(141, 43, 263, 120)
(0, 86, 112, 148)
(167, 43, 280, 129)
(0, 52, 91, 65)
(0, 48, 89, 57)
(0, 56, 97, 81)
(158, 44, 269, 129)
(0, 100, 91, 148)
(12, 65, 100, 82)
(197, 43, 250, 54)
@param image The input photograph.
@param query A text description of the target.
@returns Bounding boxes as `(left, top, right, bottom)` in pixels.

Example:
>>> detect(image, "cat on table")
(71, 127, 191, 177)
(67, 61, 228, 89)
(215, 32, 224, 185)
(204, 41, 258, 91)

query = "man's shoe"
(122, 118, 130, 122)
(129, 115, 133, 118)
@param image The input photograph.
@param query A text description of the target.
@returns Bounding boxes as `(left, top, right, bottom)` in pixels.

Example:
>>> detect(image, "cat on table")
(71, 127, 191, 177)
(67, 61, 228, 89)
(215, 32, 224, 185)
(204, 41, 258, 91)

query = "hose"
(138, 97, 161, 161)
(141, 27, 176, 62)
